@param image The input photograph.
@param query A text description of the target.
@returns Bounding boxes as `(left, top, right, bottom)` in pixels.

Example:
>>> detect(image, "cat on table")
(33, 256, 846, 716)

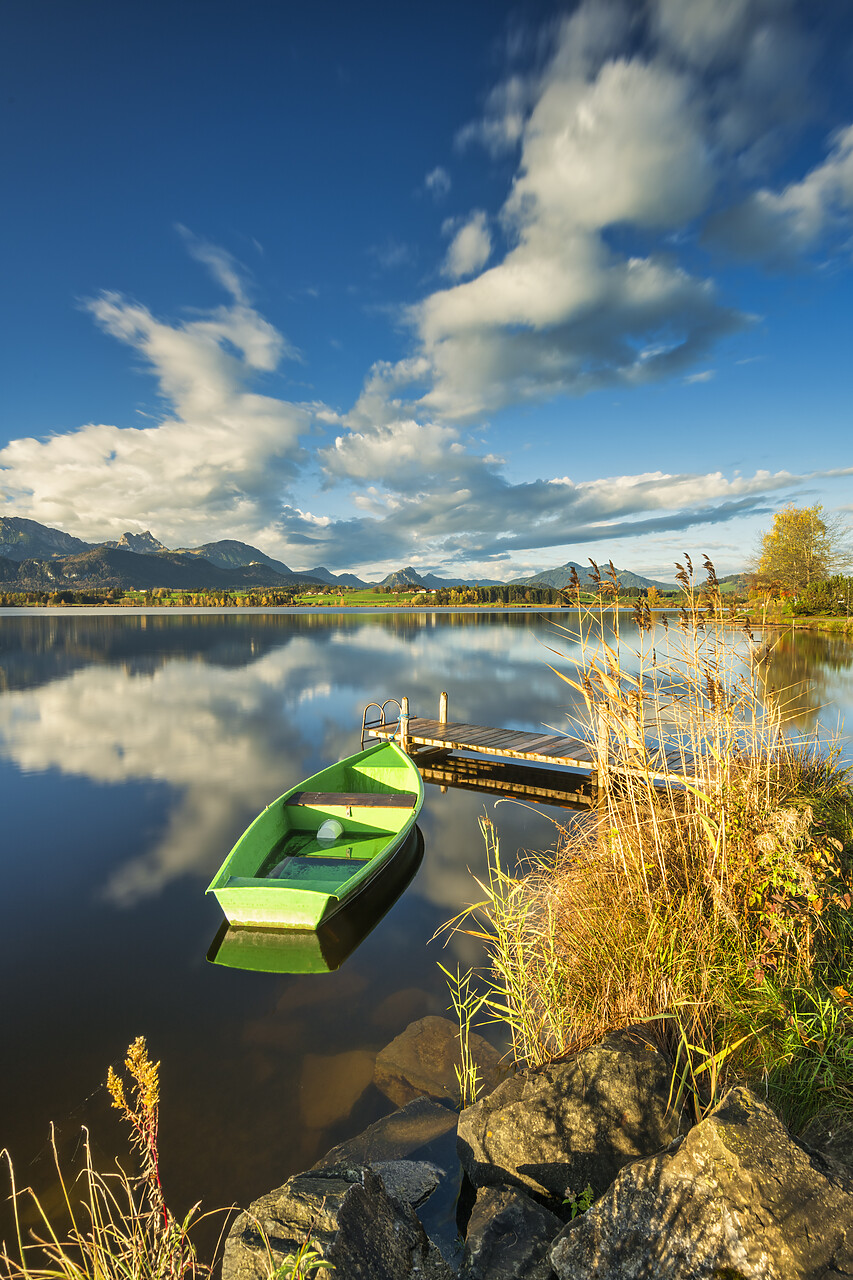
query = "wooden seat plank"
(285, 790, 418, 808)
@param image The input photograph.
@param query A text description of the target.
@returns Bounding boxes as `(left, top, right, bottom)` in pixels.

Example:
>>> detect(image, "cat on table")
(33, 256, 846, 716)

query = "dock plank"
(368, 712, 699, 784)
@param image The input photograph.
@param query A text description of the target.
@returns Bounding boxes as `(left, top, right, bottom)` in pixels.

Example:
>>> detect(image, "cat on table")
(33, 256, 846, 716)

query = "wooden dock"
(363, 693, 697, 803)
(373, 715, 597, 769)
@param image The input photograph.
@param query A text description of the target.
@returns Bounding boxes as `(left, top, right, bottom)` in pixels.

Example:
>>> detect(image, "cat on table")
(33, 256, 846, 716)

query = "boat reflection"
(206, 825, 424, 974)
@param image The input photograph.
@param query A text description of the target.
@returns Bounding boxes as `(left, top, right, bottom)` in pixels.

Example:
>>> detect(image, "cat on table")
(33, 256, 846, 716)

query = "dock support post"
(438, 692, 448, 788)
(400, 696, 410, 755)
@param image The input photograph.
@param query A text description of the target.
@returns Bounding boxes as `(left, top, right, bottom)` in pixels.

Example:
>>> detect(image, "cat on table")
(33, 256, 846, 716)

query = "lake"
(1, 607, 852, 1242)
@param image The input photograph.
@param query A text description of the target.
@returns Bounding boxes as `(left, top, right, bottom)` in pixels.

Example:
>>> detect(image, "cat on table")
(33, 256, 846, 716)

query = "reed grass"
(445, 558, 853, 1127)
(436, 964, 489, 1109)
(0, 1039, 221, 1280)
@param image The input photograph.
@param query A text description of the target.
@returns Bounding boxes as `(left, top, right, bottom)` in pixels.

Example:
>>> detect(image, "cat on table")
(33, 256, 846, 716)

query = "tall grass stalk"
(446, 558, 853, 1126)
(1, 1039, 220, 1280)
(437, 963, 489, 1108)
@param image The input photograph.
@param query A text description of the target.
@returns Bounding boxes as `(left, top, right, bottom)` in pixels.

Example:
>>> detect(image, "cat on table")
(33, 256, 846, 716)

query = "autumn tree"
(755, 503, 850, 593)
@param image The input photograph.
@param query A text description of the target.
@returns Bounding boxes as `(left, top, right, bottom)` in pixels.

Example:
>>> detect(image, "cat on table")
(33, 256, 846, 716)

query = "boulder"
(457, 1029, 682, 1205)
(222, 1163, 452, 1280)
(370, 1159, 444, 1208)
(314, 1094, 458, 1167)
(461, 1185, 562, 1280)
(800, 1107, 853, 1174)
(550, 1086, 853, 1279)
(313, 1095, 463, 1269)
(374, 1014, 502, 1107)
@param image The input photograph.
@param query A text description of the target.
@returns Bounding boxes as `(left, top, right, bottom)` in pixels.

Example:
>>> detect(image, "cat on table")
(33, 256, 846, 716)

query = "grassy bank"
(450, 559, 853, 1128)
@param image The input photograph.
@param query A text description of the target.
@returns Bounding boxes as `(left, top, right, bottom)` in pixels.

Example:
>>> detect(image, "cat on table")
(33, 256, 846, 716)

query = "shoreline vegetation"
(3, 557, 853, 1276)
(443, 557, 853, 1132)
(1, 578, 852, 634)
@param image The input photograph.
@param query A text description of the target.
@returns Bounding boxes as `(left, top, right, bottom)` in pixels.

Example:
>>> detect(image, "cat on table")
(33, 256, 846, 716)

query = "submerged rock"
(222, 1162, 452, 1280)
(374, 1014, 502, 1107)
(550, 1085, 853, 1279)
(461, 1184, 562, 1280)
(299, 1047, 376, 1129)
(457, 1028, 682, 1206)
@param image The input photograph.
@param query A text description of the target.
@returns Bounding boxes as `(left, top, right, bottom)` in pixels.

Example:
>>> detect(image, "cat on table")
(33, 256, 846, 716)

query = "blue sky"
(2, 0, 853, 581)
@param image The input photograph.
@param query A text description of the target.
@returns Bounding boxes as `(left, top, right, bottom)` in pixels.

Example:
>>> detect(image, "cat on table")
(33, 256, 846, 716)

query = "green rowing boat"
(206, 740, 424, 929)
(207, 827, 424, 972)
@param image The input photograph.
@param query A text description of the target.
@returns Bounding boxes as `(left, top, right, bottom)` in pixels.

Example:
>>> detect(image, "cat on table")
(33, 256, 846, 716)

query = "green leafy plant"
(563, 1183, 594, 1219)
(249, 1206, 334, 1280)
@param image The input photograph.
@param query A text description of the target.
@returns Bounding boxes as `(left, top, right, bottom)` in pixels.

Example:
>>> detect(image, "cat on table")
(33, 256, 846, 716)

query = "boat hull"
(206, 740, 423, 929)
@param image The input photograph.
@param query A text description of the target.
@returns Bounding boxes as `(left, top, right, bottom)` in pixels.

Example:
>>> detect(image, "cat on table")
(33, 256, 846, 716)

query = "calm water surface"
(1, 608, 851, 1234)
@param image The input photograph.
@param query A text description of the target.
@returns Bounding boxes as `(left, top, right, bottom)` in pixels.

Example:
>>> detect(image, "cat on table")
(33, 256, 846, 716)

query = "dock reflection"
(207, 825, 424, 974)
(417, 751, 594, 810)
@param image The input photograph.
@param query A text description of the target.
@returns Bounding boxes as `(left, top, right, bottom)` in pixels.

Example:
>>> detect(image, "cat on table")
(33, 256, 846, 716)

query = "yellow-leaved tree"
(755, 503, 850, 593)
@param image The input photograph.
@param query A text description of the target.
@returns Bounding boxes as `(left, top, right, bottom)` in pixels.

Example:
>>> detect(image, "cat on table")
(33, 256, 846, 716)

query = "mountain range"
(0, 516, 681, 594)
(509, 561, 677, 591)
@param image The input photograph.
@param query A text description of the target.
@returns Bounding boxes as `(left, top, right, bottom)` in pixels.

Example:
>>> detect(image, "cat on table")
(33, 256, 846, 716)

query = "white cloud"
(708, 123, 853, 262)
(0, 282, 309, 546)
(424, 166, 451, 198)
(357, 14, 743, 423)
(442, 211, 492, 279)
(651, 0, 755, 67)
(684, 369, 715, 383)
(177, 225, 252, 306)
(322, 419, 466, 489)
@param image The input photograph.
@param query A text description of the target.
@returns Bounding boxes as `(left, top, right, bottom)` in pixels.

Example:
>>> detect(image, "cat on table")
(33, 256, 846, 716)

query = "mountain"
(420, 572, 504, 589)
(379, 567, 426, 589)
(379, 566, 504, 590)
(0, 516, 93, 561)
(510, 561, 677, 591)
(173, 538, 297, 577)
(5, 547, 320, 591)
(307, 565, 372, 589)
(103, 530, 169, 554)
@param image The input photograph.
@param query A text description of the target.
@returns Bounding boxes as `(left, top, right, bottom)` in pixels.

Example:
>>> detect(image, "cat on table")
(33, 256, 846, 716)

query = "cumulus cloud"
(441, 211, 492, 279)
(0, 277, 309, 546)
(356, 4, 748, 423)
(2, 6, 851, 578)
(708, 123, 853, 263)
(300, 427, 853, 567)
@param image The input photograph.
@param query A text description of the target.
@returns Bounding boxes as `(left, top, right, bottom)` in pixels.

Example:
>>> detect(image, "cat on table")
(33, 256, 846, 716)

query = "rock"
(800, 1107, 853, 1174)
(313, 1095, 464, 1268)
(330, 1165, 453, 1278)
(461, 1185, 562, 1280)
(374, 1014, 502, 1107)
(299, 1047, 376, 1129)
(457, 1028, 682, 1205)
(314, 1095, 458, 1167)
(372, 985, 437, 1031)
(222, 1163, 452, 1280)
(371, 1159, 444, 1207)
(222, 1166, 352, 1280)
(550, 1085, 853, 1279)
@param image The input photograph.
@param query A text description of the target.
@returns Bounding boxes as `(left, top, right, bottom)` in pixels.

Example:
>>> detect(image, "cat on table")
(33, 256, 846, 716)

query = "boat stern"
(211, 877, 336, 929)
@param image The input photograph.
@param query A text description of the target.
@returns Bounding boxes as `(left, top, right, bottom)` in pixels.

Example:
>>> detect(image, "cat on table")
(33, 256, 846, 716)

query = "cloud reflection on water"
(0, 611, 588, 909)
(1, 610, 850, 915)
